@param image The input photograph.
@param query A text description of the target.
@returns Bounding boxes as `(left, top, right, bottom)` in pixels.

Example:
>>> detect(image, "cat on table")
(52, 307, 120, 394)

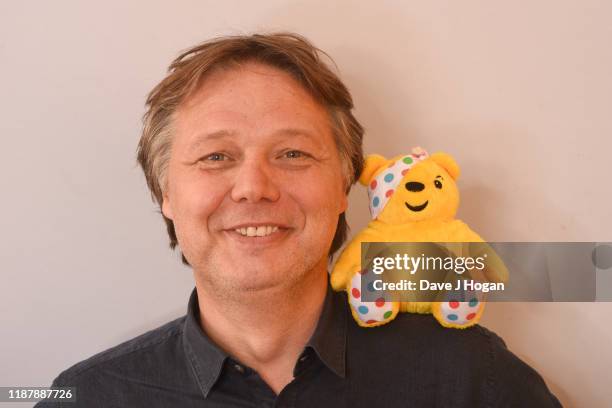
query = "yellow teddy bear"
(330, 147, 508, 329)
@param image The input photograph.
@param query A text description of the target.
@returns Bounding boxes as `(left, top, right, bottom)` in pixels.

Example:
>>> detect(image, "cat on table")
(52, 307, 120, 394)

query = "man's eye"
(203, 153, 227, 161)
(284, 150, 308, 159)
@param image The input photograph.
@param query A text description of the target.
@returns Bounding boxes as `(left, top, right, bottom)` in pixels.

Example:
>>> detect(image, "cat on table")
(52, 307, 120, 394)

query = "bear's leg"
(346, 268, 399, 328)
(431, 288, 486, 329)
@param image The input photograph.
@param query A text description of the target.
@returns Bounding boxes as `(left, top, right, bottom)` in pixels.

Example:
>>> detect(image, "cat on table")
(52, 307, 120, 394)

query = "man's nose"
(230, 159, 281, 203)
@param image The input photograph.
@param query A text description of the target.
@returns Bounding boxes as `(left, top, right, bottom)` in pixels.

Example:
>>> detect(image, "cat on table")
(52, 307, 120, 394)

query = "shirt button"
(233, 363, 245, 374)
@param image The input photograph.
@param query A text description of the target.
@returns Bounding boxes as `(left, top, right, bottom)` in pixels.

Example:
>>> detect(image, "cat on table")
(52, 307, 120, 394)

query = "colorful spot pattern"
(366, 148, 429, 220)
(348, 269, 396, 325)
(439, 299, 483, 326)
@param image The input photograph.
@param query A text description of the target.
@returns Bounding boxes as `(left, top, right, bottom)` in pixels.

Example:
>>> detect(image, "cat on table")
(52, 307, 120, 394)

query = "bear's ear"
(430, 152, 460, 180)
(358, 154, 389, 185)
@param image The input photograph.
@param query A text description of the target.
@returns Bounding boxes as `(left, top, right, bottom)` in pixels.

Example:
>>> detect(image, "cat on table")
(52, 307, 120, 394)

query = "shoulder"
(350, 311, 500, 369)
(353, 309, 498, 347)
(348, 313, 561, 407)
(50, 315, 186, 387)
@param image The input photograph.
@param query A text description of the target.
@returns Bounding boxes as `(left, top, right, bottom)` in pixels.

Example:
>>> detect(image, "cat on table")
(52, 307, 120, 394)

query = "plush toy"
(330, 147, 508, 329)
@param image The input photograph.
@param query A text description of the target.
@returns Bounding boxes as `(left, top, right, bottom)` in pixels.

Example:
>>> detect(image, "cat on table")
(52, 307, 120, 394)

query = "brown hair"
(136, 32, 364, 266)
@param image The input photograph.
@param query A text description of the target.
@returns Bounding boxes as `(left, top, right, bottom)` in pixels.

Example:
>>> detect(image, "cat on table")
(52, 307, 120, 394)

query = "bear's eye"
(434, 179, 443, 189)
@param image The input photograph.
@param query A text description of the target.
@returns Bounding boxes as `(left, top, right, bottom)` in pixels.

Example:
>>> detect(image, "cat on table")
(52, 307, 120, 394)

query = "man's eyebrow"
(271, 127, 317, 137)
(188, 130, 238, 149)
(270, 127, 324, 146)
(188, 127, 323, 149)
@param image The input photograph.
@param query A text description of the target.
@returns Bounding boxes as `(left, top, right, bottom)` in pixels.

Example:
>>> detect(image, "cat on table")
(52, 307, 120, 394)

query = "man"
(38, 33, 562, 407)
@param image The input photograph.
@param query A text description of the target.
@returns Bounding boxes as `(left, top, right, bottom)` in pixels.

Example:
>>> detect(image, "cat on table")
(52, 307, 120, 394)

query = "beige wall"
(1, 1, 610, 407)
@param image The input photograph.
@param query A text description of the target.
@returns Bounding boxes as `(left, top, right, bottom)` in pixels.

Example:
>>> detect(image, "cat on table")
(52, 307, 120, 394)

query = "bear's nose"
(405, 182, 425, 192)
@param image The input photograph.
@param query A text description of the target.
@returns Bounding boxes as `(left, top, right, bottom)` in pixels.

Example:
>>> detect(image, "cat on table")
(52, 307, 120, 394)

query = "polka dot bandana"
(367, 147, 429, 220)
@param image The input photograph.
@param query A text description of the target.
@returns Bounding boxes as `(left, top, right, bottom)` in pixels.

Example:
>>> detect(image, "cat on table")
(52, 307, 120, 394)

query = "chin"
(240, 262, 315, 291)
(230, 273, 289, 292)
(200, 249, 322, 292)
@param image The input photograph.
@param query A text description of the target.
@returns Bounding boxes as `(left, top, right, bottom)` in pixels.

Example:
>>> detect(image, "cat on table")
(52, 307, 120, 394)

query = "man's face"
(162, 62, 348, 295)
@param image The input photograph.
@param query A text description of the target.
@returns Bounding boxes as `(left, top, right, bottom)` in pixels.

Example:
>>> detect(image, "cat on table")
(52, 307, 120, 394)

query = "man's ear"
(339, 193, 349, 214)
(161, 194, 174, 220)
(430, 152, 460, 180)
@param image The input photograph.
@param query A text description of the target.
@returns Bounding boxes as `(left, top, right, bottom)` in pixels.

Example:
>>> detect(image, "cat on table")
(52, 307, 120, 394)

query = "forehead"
(173, 62, 334, 146)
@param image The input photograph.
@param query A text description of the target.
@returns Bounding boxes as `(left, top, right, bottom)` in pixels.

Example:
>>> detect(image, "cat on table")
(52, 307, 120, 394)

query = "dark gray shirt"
(37, 284, 562, 407)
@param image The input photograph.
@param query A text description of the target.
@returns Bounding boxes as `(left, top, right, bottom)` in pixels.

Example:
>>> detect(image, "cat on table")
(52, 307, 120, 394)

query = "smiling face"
(377, 158, 460, 224)
(161, 62, 348, 295)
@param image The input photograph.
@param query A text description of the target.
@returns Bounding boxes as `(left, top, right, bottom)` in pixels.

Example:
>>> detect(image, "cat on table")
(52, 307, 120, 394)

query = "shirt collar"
(182, 280, 347, 398)
(182, 288, 227, 398)
(305, 282, 347, 378)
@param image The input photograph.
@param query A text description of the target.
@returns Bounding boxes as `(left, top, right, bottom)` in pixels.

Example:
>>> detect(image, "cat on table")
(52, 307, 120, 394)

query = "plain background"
(1, 1, 611, 407)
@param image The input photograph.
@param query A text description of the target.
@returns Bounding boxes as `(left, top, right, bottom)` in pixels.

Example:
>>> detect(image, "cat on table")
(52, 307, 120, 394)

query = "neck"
(194, 265, 329, 394)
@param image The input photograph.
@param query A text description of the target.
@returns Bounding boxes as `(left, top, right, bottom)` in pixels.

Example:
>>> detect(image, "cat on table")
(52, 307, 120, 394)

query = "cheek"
(172, 176, 228, 223)
(432, 189, 454, 213)
(292, 174, 344, 214)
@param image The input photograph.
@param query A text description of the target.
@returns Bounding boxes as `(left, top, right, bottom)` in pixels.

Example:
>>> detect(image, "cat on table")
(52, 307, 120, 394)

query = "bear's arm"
(449, 220, 484, 242)
(451, 220, 509, 284)
(330, 228, 381, 290)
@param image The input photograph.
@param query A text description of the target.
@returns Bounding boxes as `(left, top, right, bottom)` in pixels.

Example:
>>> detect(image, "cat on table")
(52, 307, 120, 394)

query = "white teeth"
(234, 225, 281, 237)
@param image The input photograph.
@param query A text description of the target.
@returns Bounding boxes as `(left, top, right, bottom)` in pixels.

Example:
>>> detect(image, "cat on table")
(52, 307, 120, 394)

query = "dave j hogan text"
(372, 279, 505, 293)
